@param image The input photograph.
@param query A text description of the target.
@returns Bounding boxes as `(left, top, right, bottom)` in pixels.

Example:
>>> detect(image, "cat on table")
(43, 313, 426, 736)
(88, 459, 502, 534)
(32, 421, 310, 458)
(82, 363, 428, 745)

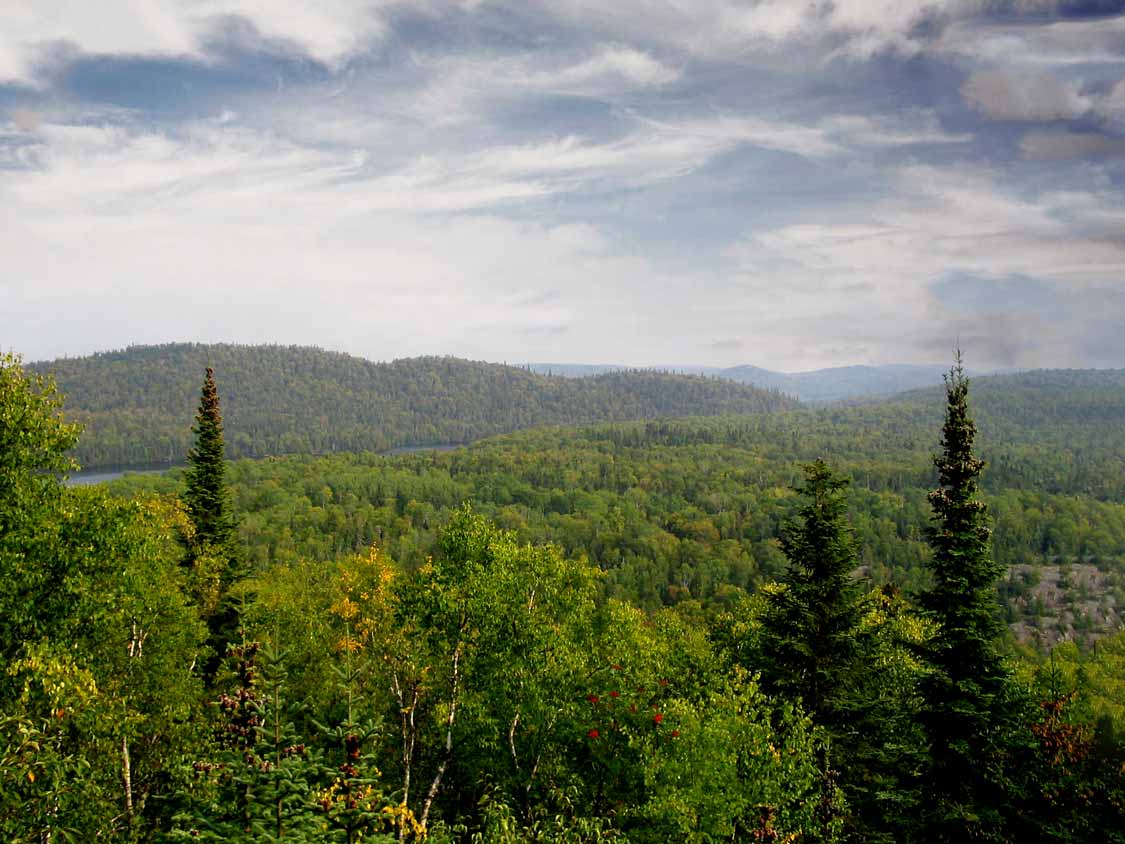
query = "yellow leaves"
(331, 544, 407, 661)
(382, 802, 426, 840)
(314, 779, 421, 840)
(335, 596, 359, 621)
(337, 635, 362, 654)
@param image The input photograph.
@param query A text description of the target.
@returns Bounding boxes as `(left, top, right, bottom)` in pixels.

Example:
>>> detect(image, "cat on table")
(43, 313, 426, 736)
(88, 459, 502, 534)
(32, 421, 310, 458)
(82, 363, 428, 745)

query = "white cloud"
(534, 45, 680, 91)
(395, 44, 680, 133)
(0, 0, 401, 83)
(4, 2, 1125, 371)
(1020, 128, 1125, 160)
(733, 164, 1124, 289)
(721, 164, 1125, 367)
(1098, 78, 1125, 125)
(0, 115, 732, 365)
(634, 114, 842, 159)
(821, 111, 973, 147)
(638, 110, 971, 160)
(506, 0, 1009, 61)
(939, 14, 1125, 68)
(962, 69, 1091, 121)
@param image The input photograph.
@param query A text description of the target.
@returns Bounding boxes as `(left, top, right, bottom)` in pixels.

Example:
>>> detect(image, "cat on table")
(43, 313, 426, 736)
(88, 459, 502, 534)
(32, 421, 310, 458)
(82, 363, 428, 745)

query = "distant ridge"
(30, 343, 798, 470)
(525, 362, 1009, 402)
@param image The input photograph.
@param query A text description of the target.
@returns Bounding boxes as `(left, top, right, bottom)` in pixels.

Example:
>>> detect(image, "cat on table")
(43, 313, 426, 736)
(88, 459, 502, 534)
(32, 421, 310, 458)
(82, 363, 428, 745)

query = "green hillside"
(7, 352, 1124, 843)
(108, 367, 1125, 644)
(527, 361, 993, 401)
(31, 344, 797, 470)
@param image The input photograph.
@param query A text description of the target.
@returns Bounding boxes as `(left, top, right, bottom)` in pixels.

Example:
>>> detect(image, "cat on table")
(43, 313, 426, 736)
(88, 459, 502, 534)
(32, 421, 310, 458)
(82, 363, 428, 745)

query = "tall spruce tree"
(183, 367, 241, 679)
(915, 356, 1018, 842)
(758, 459, 865, 732)
(756, 460, 908, 842)
(184, 367, 233, 550)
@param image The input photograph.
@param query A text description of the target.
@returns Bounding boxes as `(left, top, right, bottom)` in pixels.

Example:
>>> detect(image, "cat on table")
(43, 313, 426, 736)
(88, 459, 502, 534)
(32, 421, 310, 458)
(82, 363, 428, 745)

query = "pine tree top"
(184, 366, 232, 549)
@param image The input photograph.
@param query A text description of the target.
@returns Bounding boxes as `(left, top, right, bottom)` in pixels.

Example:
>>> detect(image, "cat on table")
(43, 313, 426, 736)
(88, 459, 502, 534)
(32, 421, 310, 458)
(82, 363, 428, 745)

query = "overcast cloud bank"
(3, 1, 1124, 369)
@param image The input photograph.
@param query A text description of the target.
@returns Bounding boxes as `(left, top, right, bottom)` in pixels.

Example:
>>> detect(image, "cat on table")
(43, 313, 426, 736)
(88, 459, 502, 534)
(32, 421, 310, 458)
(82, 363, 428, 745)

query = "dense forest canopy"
(31, 345, 1125, 485)
(31, 344, 797, 470)
(528, 362, 983, 403)
(105, 365, 1125, 639)
(3, 350, 1124, 842)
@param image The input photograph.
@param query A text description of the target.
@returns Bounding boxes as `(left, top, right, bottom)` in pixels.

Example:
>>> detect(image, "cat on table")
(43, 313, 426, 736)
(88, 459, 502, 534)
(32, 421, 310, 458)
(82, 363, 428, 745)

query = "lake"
(64, 443, 465, 486)
(65, 465, 178, 486)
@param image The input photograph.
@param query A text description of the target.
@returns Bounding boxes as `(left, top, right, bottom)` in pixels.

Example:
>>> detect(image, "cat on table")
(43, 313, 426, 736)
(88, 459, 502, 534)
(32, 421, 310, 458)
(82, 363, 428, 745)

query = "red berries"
(587, 729, 600, 739)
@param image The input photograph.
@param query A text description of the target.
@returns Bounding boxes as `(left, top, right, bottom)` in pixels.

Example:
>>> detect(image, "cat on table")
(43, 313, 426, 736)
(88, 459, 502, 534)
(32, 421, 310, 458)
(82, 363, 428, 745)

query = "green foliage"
(915, 360, 1027, 843)
(635, 668, 845, 843)
(34, 343, 797, 469)
(0, 353, 81, 667)
(1, 353, 209, 842)
(755, 461, 927, 842)
(171, 639, 325, 843)
(0, 491, 208, 842)
(5, 344, 1123, 841)
(1018, 679, 1125, 843)
(0, 645, 103, 843)
(758, 460, 866, 728)
(0, 351, 79, 490)
(182, 367, 243, 680)
(107, 405, 1125, 639)
(313, 704, 397, 843)
(184, 367, 234, 550)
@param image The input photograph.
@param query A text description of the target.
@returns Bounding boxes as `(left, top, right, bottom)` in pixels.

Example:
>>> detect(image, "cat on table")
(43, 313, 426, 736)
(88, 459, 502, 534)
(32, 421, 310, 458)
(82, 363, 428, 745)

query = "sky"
(2, 1, 1125, 371)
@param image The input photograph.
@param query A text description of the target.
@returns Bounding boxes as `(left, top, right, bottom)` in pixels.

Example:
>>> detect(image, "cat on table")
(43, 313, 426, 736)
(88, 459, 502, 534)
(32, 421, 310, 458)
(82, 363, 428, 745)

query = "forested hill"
(30, 343, 797, 469)
(851, 369, 1125, 475)
(106, 366, 1125, 643)
(886, 368, 1125, 428)
(528, 361, 981, 402)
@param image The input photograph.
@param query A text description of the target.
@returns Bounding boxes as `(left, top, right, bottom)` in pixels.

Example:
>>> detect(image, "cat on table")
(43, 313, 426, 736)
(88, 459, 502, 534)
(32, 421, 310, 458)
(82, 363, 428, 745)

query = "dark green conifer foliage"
(172, 638, 322, 843)
(916, 357, 1017, 842)
(758, 459, 864, 730)
(182, 367, 244, 680)
(757, 461, 927, 844)
(184, 367, 233, 551)
(313, 638, 396, 844)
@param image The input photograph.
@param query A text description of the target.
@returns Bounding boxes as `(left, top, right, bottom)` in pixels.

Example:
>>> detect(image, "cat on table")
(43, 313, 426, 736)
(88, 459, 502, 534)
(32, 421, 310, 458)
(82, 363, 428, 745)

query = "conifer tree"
(757, 461, 883, 841)
(758, 460, 925, 844)
(171, 638, 323, 843)
(184, 367, 233, 550)
(182, 367, 242, 679)
(758, 459, 865, 732)
(915, 356, 1019, 842)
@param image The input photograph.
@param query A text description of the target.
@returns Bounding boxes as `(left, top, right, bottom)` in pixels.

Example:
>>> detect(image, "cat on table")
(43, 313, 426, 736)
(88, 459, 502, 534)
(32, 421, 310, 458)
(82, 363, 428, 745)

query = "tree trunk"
(122, 734, 134, 824)
(420, 644, 461, 830)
